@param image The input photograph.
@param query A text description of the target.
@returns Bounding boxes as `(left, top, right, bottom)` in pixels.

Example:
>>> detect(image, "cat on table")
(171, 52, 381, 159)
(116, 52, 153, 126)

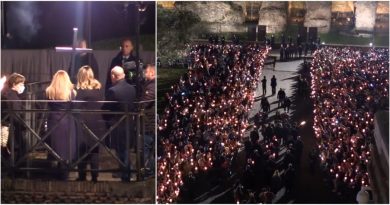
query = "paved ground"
(250, 59, 303, 119)
(185, 55, 357, 203)
(180, 58, 305, 203)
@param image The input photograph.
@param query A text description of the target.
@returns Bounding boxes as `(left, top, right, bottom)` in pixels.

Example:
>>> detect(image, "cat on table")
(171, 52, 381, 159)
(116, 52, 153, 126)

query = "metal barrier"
(1, 99, 154, 182)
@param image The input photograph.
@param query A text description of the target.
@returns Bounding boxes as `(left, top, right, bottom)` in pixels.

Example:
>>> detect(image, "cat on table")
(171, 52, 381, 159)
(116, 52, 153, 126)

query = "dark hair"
(7, 73, 25, 88)
(121, 37, 133, 45)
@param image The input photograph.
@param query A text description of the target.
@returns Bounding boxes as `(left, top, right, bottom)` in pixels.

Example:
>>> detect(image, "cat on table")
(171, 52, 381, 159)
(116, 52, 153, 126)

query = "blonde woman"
(46, 70, 76, 180)
(75, 65, 104, 182)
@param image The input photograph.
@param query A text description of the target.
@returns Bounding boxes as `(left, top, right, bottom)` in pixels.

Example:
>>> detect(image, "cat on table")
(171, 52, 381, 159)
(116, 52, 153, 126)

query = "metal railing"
(1, 99, 154, 182)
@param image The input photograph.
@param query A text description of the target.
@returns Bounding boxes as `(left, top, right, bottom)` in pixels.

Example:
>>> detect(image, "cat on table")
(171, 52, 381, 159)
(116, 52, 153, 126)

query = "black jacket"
(271, 77, 277, 87)
(75, 88, 105, 145)
(104, 79, 136, 115)
(142, 79, 155, 101)
(102, 79, 136, 147)
(1, 89, 24, 125)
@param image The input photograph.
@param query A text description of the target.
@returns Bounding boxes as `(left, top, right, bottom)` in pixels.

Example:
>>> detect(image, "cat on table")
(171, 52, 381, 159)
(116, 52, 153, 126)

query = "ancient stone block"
(304, 2, 332, 33)
(176, 2, 246, 33)
(355, 1, 377, 32)
(258, 2, 288, 33)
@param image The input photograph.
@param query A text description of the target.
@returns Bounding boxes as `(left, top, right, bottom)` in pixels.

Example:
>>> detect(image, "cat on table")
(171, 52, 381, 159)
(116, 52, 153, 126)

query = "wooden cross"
(55, 27, 93, 80)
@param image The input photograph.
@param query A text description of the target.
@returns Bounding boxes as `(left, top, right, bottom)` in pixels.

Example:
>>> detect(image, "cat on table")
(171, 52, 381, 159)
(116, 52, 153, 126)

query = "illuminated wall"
(331, 1, 354, 13)
(158, 1, 175, 9)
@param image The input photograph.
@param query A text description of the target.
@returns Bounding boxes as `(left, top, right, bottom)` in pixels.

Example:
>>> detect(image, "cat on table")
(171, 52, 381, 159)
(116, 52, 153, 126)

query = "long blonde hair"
(46, 70, 75, 100)
(76, 65, 101, 90)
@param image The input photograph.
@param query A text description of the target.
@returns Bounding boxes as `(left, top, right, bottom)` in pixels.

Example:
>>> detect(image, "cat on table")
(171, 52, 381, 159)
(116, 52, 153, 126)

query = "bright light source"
(73, 27, 78, 31)
(322, 42, 325, 45)
(369, 42, 373, 47)
(0, 76, 7, 91)
(300, 121, 306, 126)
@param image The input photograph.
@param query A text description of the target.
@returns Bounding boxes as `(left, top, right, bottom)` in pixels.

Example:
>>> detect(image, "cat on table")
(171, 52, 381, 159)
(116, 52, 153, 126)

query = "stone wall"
(175, 1, 385, 35)
(258, 2, 288, 33)
(355, 1, 377, 32)
(376, 1, 389, 14)
(304, 1, 332, 33)
(331, 1, 354, 12)
(176, 2, 246, 33)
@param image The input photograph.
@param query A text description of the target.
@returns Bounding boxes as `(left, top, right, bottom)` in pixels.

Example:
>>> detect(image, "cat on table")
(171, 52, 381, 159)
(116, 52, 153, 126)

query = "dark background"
(1, 1, 155, 49)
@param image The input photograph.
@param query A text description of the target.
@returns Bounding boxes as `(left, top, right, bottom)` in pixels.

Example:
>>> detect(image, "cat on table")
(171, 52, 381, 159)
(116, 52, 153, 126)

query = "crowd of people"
(268, 34, 321, 61)
(310, 47, 389, 194)
(235, 114, 304, 203)
(157, 43, 270, 203)
(1, 38, 156, 182)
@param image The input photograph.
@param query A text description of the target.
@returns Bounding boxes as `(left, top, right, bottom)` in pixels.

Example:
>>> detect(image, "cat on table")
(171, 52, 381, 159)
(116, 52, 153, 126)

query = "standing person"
(261, 97, 270, 112)
(280, 44, 284, 61)
(141, 64, 155, 105)
(71, 39, 99, 82)
(296, 34, 302, 46)
(297, 75, 303, 96)
(308, 148, 317, 174)
(141, 64, 155, 177)
(1, 73, 26, 162)
(298, 44, 303, 59)
(294, 136, 303, 165)
(105, 38, 137, 92)
(277, 88, 286, 108)
(271, 170, 282, 194)
(281, 34, 286, 45)
(261, 76, 267, 95)
(284, 163, 295, 194)
(271, 75, 277, 95)
(304, 42, 308, 57)
(283, 97, 291, 112)
(103, 66, 136, 182)
(270, 34, 275, 48)
(74, 66, 104, 182)
(46, 70, 77, 180)
(288, 36, 292, 45)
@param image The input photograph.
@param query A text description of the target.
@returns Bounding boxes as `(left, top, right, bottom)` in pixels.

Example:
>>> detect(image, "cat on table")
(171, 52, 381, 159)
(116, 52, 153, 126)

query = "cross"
(55, 27, 93, 80)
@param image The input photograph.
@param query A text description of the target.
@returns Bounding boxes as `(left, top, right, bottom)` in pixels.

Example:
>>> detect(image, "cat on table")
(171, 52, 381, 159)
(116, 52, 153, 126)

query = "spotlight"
(299, 121, 306, 126)
(73, 27, 78, 31)
(369, 42, 373, 47)
(0, 76, 7, 91)
(322, 42, 325, 45)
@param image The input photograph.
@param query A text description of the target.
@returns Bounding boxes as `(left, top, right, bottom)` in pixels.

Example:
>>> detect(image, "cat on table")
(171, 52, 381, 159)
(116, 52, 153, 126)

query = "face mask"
(17, 85, 25, 94)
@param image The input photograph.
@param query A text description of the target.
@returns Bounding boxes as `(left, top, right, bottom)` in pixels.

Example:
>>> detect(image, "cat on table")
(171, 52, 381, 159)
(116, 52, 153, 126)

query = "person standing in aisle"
(271, 75, 277, 95)
(261, 76, 267, 96)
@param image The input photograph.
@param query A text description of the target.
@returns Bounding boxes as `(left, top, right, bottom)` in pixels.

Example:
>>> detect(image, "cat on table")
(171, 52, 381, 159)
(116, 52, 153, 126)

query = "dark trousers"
(144, 133, 155, 175)
(278, 98, 284, 107)
(78, 144, 99, 181)
(112, 126, 131, 180)
(272, 86, 276, 95)
(262, 86, 266, 95)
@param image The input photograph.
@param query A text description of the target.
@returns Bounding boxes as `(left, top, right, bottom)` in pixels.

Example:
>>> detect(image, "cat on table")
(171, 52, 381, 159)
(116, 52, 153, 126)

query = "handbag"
(1, 125, 9, 147)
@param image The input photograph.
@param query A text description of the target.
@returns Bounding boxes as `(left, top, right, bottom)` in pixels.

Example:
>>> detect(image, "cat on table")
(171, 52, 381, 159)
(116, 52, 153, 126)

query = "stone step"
(1, 191, 153, 204)
(1, 177, 155, 202)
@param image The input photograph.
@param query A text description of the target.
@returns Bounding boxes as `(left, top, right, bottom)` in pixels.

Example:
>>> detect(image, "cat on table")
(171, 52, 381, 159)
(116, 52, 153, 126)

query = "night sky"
(2, 1, 155, 49)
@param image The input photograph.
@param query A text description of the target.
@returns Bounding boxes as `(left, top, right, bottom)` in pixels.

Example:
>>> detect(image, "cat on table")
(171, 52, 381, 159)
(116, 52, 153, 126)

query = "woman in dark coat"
(46, 70, 77, 180)
(75, 66, 104, 182)
(1, 73, 26, 162)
